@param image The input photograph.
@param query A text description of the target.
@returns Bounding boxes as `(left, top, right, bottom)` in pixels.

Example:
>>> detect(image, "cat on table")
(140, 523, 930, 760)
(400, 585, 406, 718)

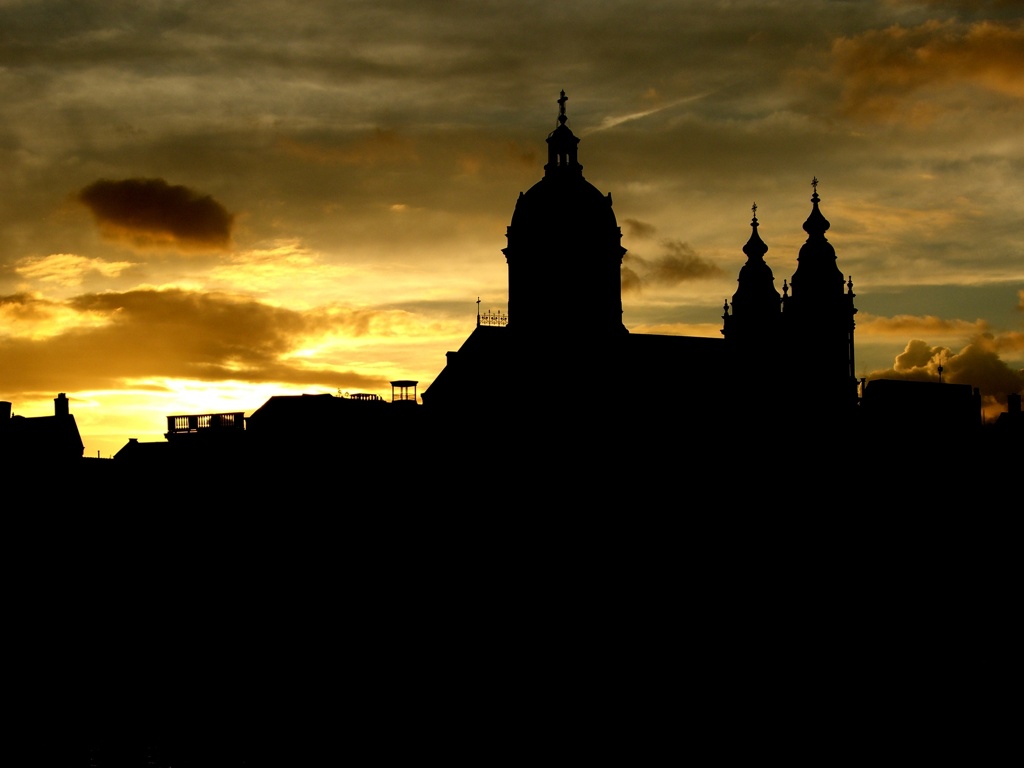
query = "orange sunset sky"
(2, 0, 1022, 458)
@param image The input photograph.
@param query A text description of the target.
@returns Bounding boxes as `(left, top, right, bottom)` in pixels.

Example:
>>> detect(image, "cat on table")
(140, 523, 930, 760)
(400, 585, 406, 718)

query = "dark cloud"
(623, 218, 658, 240)
(78, 178, 234, 251)
(622, 241, 723, 293)
(0, 292, 58, 322)
(0, 289, 391, 393)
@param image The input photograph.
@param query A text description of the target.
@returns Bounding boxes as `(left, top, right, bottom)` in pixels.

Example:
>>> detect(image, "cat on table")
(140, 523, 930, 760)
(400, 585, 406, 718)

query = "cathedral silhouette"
(421, 91, 860, 449)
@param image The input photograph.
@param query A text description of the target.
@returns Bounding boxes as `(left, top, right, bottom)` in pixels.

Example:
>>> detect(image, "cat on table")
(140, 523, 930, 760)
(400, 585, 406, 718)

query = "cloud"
(857, 314, 989, 337)
(78, 178, 234, 251)
(994, 330, 1024, 355)
(588, 93, 712, 133)
(868, 335, 1024, 414)
(622, 240, 723, 293)
(623, 218, 658, 240)
(15, 253, 135, 288)
(0, 289, 409, 393)
(0, 292, 112, 340)
(0, 293, 56, 326)
(831, 19, 1024, 120)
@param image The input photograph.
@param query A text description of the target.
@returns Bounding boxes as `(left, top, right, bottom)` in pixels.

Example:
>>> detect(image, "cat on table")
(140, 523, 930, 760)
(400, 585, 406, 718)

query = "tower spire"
(742, 201, 768, 262)
(724, 201, 780, 342)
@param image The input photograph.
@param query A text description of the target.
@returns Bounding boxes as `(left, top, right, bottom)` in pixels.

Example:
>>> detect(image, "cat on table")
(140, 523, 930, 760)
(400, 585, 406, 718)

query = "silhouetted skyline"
(1, 2, 1022, 459)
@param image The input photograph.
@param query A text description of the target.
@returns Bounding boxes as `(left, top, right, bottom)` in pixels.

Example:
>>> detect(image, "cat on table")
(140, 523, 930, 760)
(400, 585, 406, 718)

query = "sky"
(2, 0, 1022, 458)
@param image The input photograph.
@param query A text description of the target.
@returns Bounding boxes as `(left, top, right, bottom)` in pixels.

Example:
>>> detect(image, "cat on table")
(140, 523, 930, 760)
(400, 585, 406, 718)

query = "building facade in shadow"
(422, 92, 861, 455)
(1, 393, 84, 464)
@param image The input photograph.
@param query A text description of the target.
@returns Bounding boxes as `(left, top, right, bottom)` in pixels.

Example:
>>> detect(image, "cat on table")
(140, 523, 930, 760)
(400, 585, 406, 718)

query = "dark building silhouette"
(994, 391, 1022, 433)
(0, 392, 84, 464)
(113, 410, 247, 468)
(113, 381, 422, 478)
(422, 93, 860, 449)
(860, 378, 981, 436)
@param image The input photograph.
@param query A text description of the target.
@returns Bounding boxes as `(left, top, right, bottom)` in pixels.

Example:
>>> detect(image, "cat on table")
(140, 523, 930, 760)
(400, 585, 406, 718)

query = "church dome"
(508, 92, 619, 241)
(509, 173, 619, 242)
(502, 92, 626, 336)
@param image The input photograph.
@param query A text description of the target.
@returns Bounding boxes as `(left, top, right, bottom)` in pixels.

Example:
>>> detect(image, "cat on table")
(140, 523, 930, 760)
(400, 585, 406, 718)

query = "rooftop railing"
(166, 412, 246, 434)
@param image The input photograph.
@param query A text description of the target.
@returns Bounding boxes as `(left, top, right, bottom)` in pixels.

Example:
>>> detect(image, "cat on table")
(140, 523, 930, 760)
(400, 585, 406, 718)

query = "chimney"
(55, 393, 70, 417)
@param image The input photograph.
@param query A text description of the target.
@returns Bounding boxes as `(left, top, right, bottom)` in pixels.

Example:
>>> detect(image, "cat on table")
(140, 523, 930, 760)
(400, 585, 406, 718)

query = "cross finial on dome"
(557, 90, 568, 125)
(751, 202, 758, 222)
(803, 176, 830, 236)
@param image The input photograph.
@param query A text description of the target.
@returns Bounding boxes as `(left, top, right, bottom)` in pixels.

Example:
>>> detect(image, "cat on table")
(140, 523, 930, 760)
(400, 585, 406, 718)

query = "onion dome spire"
(803, 176, 831, 238)
(790, 176, 844, 302)
(728, 202, 780, 324)
(743, 202, 769, 262)
(545, 89, 582, 178)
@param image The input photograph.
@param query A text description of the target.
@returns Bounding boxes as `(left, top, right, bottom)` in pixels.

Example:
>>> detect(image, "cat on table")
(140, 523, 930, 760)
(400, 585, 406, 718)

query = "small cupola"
(544, 90, 583, 178)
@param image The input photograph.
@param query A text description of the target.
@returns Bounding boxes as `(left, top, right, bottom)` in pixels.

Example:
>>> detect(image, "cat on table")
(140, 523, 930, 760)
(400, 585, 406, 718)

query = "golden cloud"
(1, 292, 53, 322)
(831, 19, 1024, 119)
(994, 330, 1024, 354)
(0, 288, 430, 393)
(0, 292, 111, 340)
(857, 314, 989, 336)
(15, 253, 136, 288)
(78, 178, 234, 251)
(868, 334, 1024, 402)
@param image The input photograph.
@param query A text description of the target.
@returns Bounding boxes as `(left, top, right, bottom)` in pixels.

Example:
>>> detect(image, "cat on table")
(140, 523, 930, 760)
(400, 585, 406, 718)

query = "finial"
(743, 201, 768, 261)
(476, 296, 481, 327)
(811, 176, 820, 203)
(557, 90, 568, 125)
